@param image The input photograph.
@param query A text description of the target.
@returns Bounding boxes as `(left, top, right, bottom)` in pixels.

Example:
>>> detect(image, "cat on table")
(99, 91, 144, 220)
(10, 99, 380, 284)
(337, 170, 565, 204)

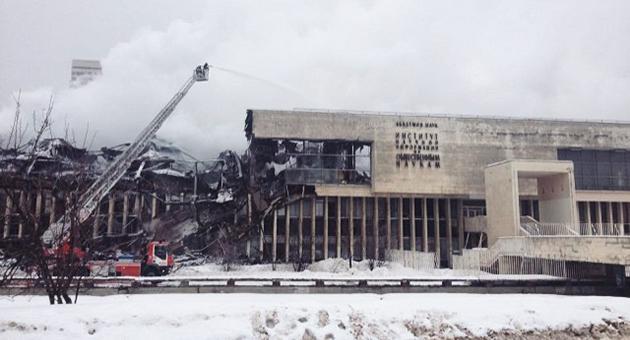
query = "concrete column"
(422, 198, 428, 252)
(584, 201, 592, 235)
(311, 197, 316, 263)
(140, 194, 145, 217)
(122, 193, 129, 234)
(361, 197, 367, 260)
(457, 199, 464, 251)
(323, 197, 329, 259)
(607, 201, 614, 234)
(298, 199, 304, 260)
(529, 200, 535, 218)
(434, 199, 440, 265)
(134, 194, 142, 226)
(259, 219, 264, 261)
(272, 209, 278, 263)
(4, 194, 12, 238)
(49, 194, 56, 226)
(17, 191, 25, 238)
(595, 201, 603, 234)
(151, 193, 158, 220)
(336, 197, 341, 258)
(386, 197, 391, 249)
(246, 194, 252, 259)
(107, 194, 115, 236)
(34, 191, 43, 231)
(349, 197, 354, 259)
(92, 202, 100, 238)
(373, 197, 379, 260)
(617, 202, 626, 236)
(285, 205, 290, 262)
(398, 197, 403, 250)
(410, 196, 416, 252)
(446, 199, 453, 268)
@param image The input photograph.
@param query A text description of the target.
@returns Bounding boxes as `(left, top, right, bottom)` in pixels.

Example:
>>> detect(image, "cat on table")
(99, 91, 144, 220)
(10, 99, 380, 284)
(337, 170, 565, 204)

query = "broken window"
(251, 138, 371, 186)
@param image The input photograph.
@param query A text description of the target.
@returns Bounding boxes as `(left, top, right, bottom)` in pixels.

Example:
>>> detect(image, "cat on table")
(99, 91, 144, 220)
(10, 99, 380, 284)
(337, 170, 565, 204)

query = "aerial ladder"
(43, 63, 210, 244)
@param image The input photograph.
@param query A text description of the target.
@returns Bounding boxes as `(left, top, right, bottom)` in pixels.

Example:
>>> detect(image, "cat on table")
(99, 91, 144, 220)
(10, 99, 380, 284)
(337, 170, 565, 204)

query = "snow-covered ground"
(167, 258, 559, 281)
(1, 293, 629, 339)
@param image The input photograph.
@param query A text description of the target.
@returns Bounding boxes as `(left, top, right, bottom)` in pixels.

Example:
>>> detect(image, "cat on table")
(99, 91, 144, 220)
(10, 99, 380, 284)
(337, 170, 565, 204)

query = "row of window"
(558, 149, 630, 190)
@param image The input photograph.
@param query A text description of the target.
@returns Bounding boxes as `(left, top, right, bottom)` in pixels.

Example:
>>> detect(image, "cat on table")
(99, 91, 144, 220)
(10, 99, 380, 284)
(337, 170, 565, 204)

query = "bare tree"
(0, 97, 94, 304)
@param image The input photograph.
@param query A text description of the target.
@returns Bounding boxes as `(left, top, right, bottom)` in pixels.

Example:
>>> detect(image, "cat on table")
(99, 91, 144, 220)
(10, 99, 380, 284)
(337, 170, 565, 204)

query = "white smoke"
(1, 1, 630, 157)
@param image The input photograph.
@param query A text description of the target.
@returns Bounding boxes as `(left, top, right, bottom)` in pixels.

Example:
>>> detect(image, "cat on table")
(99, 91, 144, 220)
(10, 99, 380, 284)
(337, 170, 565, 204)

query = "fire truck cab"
(141, 240, 174, 276)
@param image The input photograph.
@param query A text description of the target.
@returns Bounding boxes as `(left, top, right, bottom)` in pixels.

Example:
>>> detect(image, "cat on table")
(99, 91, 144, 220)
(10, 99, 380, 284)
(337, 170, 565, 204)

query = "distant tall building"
(70, 59, 102, 88)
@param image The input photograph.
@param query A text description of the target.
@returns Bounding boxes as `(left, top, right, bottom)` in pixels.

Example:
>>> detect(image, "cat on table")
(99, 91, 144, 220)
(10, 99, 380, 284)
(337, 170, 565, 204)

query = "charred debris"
(0, 113, 371, 263)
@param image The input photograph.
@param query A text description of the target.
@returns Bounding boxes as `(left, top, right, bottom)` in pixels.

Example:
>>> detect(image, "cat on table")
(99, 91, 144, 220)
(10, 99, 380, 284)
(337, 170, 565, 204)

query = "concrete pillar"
(607, 201, 614, 235)
(92, 203, 100, 238)
(140, 195, 145, 219)
(122, 193, 129, 234)
(48, 194, 56, 226)
(336, 197, 341, 258)
(151, 193, 158, 220)
(272, 209, 278, 263)
(246, 194, 252, 259)
(373, 197, 379, 260)
(386, 197, 391, 249)
(298, 199, 304, 260)
(17, 191, 25, 238)
(410, 196, 416, 252)
(398, 197, 403, 250)
(35, 191, 43, 229)
(311, 197, 316, 263)
(361, 197, 367, 260)
(285, 205, 290, 262)
(422, 198, 429, 252)
(259, 219, 264, 261)
(446, 199, 453, 268)
(457, 199, 464, 251)
(529, 200, 535, 218)
(595, 201, 603, 234)
(349, 197, 354, 259)
(107, 194, 115, 236)
(585, 201, 592, 235)
(4, 194, 12, 238)
(134, 194, 142, 227)
(434, 199, 440, 266)
(323, 197, 329, 259)
(617, 202, 626, 236)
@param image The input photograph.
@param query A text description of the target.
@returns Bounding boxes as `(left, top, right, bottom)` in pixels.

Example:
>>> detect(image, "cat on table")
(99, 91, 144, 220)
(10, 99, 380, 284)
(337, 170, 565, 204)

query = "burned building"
(0, 137, 244, 253)
(245, 109, 630, 268)
(2, 108, 630, 272)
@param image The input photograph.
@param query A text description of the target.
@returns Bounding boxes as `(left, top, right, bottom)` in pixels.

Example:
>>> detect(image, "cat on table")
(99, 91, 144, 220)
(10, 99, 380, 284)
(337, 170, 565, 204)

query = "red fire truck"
(88, 241, 174, 277)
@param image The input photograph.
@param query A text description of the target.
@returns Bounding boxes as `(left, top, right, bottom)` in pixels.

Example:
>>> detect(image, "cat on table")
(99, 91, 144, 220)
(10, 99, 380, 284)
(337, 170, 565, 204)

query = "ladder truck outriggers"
(42, 63, 210, 276)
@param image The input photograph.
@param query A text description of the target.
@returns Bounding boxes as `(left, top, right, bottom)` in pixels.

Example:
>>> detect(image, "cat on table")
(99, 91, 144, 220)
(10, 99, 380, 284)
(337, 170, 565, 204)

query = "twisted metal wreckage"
(0, 136, 245, 256)
(0, 111, 371, 263)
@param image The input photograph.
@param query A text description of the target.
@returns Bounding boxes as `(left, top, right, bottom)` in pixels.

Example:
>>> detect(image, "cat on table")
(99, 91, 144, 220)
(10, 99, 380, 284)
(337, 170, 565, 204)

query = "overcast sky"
(1, 1, 630, 158)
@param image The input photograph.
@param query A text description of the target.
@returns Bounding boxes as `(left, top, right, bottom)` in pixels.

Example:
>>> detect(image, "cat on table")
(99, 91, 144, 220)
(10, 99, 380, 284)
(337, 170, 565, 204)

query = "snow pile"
(169, 259, 557, 281)
(0, 294, 629, 339)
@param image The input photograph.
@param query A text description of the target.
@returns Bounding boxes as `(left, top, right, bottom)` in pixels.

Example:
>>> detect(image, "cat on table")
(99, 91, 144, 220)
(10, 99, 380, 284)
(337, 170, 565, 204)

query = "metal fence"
(452, 238, 599, 278)
(385, 249, 438, 271)
(520, 219, 626, 236)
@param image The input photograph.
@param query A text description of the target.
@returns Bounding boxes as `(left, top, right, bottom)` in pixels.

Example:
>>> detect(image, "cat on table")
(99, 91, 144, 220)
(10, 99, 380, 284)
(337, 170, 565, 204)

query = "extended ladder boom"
(43, 63, 209, 244)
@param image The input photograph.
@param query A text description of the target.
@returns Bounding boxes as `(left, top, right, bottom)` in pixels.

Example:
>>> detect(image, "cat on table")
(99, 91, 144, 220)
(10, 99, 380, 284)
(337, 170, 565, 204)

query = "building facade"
(247, 109, 630, 266)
